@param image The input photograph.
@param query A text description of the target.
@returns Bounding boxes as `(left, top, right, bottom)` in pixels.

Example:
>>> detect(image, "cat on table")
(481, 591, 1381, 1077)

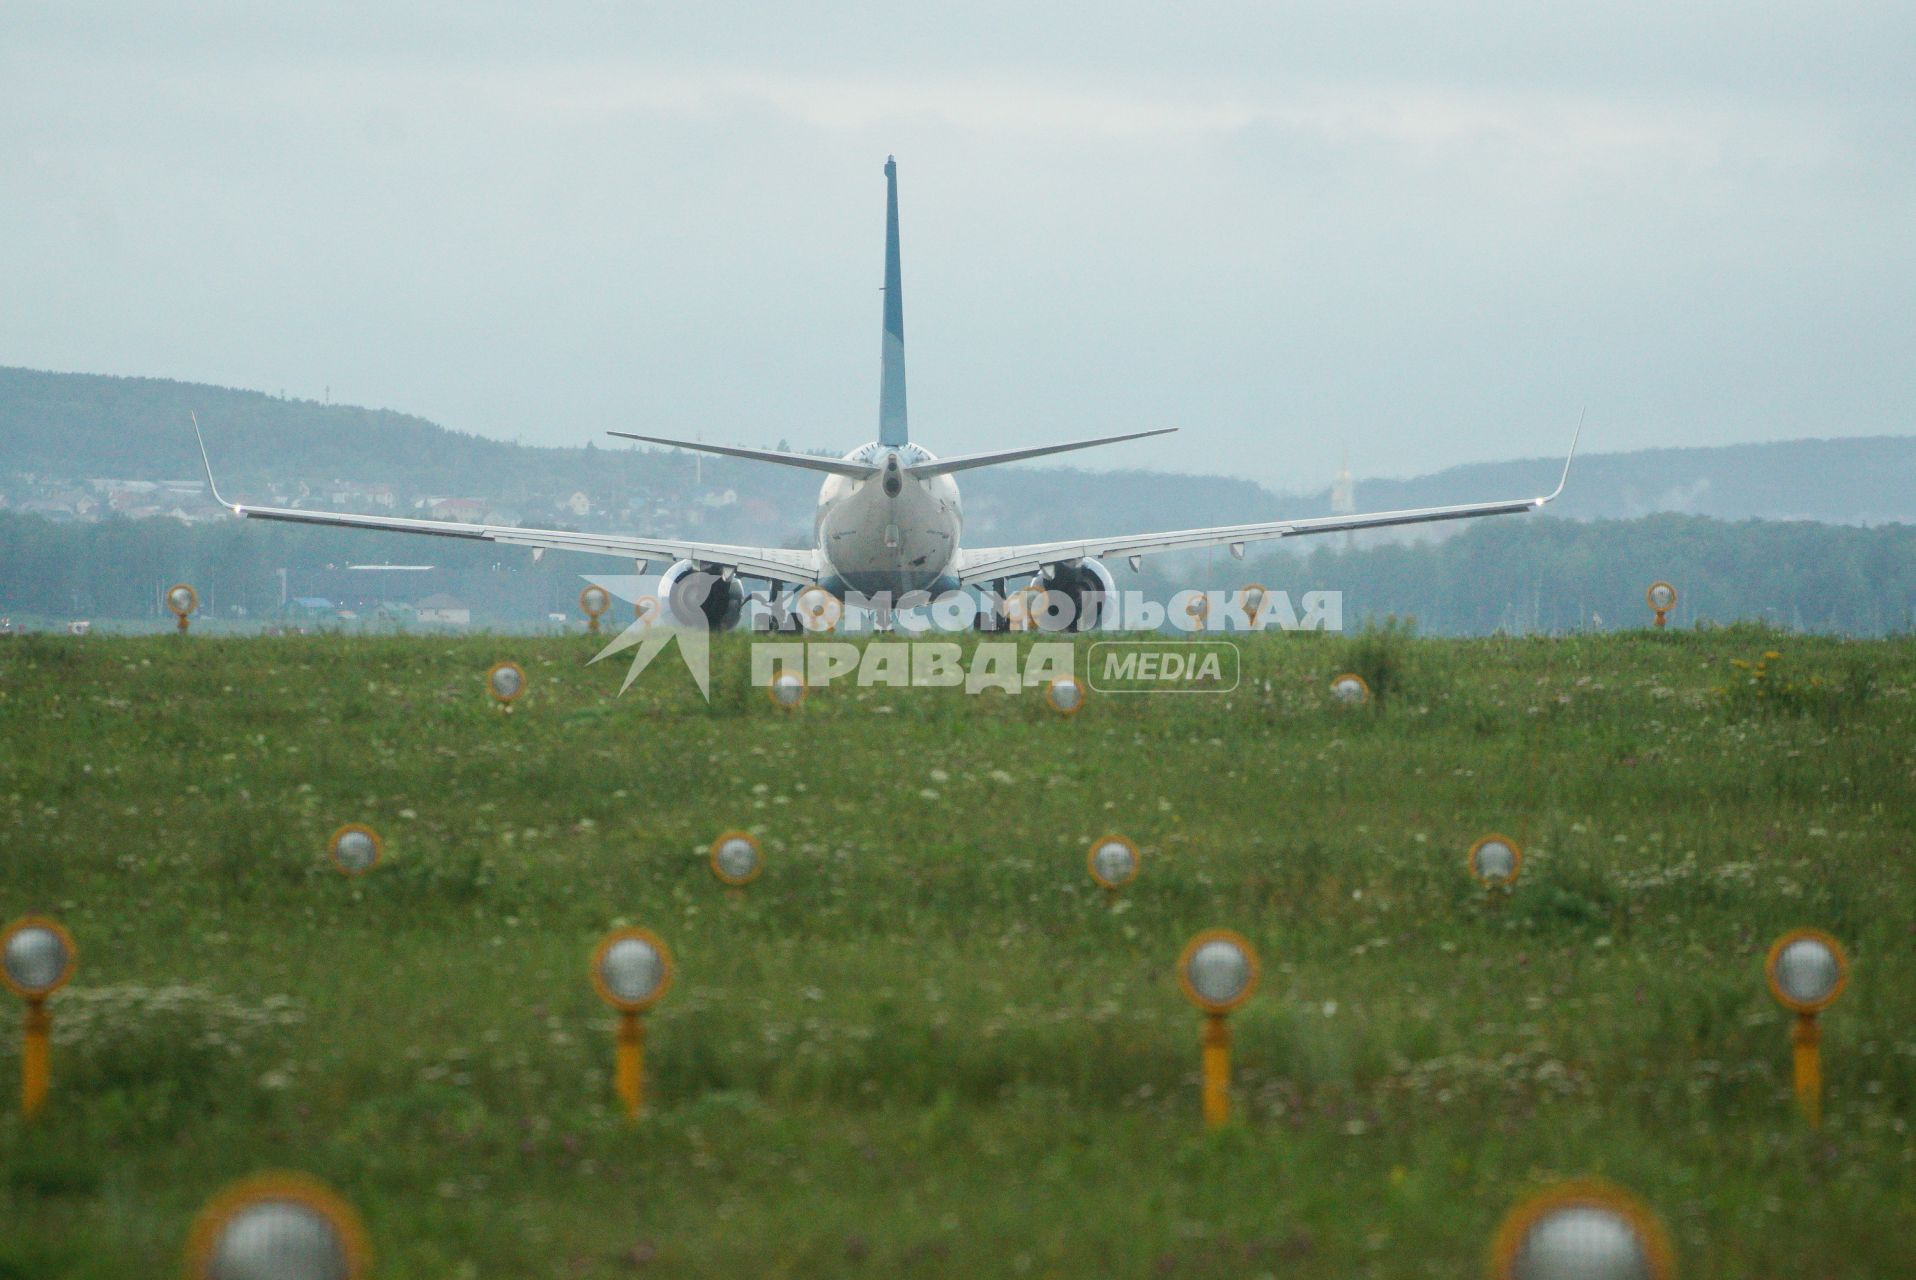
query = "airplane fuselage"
(815, 443, 963, 597)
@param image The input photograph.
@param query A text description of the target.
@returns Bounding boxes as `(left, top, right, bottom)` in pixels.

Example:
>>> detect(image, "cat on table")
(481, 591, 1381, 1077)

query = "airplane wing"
(954, 428, 1579, 585)
(191, 417, 821, 586)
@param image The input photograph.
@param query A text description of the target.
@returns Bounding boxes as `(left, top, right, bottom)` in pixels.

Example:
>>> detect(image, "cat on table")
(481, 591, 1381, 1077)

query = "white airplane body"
(196, 156, 1576, 629)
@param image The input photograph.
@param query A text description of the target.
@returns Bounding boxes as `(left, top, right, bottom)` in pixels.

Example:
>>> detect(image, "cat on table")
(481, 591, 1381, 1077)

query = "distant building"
(415, 593, 471, 626)
(564, 491, 591, 518)
(286, 596, 337, 622)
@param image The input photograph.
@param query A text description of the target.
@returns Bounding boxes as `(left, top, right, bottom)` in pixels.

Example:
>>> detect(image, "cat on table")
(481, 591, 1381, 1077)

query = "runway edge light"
(1087, 834, 1140, 897)
(1468, 834, 1523, 901)
(328, 824, 384, 876)
(1330, 672, 1371, 706)
(1046, 673, 1085, 717)
(183, 1171, 371, 1280)
(768, 667, 807, 711)
(710, 830, 765, 889)
(1765, 927, 1848, 1127)
(1646, 580, 1677, 629)
(590, 927, 675, 1121)
(1176, 928, 1259, 1130)
(580, 584, 611, 634)
(2, 916, 77, 1121)
(165, 583, 199, 634)
(486, 659, 527, 710)
(1488, 1178, 1675, 1280)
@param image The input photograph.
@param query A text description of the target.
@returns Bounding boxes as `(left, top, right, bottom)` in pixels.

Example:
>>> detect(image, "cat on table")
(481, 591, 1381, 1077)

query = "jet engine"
(1033, 558, 1116, 632)
(656, 559, 746, 630)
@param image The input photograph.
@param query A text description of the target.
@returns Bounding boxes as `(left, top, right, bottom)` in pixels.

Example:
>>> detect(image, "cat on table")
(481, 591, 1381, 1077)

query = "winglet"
(190, 413, 240, 512)
(1537, 408, 1583, 506)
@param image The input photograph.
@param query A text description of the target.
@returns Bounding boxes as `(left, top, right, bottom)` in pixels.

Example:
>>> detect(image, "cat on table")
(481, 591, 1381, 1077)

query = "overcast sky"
(4, 4, 1913, 490)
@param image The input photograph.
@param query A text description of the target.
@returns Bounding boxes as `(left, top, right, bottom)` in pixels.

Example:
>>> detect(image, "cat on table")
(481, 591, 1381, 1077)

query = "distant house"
(564, 491, 591, 517)
(415, 593, 471, 626)
(286, 597, 337, 622)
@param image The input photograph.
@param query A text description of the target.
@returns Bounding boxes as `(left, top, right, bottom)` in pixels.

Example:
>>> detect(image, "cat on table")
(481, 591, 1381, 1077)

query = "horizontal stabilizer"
(910, 428, 1177, 477)
(607, 432, 876, 478)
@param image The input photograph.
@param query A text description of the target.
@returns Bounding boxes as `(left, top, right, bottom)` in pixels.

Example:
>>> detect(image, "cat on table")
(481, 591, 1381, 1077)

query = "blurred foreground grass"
(0, 626, 1912, 1277)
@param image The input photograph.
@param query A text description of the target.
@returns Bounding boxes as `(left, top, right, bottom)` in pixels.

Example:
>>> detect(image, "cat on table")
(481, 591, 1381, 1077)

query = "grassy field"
(1, 627, 1912, 1278)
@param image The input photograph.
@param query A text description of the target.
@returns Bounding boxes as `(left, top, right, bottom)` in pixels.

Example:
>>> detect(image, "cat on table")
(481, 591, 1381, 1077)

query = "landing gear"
(973, 581, 1009, 632)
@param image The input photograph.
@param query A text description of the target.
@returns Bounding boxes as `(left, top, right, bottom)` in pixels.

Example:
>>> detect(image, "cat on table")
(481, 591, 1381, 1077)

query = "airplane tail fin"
(879, 156, 908, 448)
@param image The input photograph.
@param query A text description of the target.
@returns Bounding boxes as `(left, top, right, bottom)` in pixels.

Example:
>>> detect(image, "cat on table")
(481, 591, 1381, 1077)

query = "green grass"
(1, 626, 1912, 1278)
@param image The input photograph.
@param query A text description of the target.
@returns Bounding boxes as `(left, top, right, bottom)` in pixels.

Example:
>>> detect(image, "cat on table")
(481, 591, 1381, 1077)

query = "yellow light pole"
(590, 928, 674, 1121)
(327, 824, 384, 877)
(1184, 594, 1209, 634)
(1176, 929, 1259, 1130)
(1764, 928, 1848, 1128)
(1489, 1179, 1675, 1280)
(1646, 580, 1677, 629)
(2, 916, 77, 1121)
(165, 583, 199, 634)
(1330, 672, 1371, 706)
(183, 1171, 370, 1280)
(579, 584, 611, 634)
(485, 659, 527, 712)
(1467, 834, 1523, 904)
(1087, 834, 1140, 902)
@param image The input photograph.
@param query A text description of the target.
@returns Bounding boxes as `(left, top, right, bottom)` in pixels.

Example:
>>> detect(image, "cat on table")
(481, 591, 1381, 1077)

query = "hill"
(3, 367, 1914, 548)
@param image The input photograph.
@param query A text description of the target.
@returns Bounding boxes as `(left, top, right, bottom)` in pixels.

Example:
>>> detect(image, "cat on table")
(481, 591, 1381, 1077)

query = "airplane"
(194, 155, 1577, 632)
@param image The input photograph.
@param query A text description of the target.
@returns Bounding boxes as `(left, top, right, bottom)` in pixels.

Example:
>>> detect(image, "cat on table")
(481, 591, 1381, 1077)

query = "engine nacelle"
(656, 559, 745, 631)
(1032, 558, 1116, 632)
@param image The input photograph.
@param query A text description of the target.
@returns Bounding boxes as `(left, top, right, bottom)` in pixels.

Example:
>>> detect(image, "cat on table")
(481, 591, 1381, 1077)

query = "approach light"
(1087, 834, 1140, 894)
(1045, 674, 1085, 717)
(710, 830, 764, 887)
(795, 585, 842, 633)
(1468, 834, 1523, 896)
(165, 583, 199, 633)
(486, 659, 527, 708)
(327, 824, 383, 877)
(1765, 927, 1848, 1127)
(1330, 672, 1371, 706)
(1239, 583, 1269, 629)
(1646, 581, 1677, 629)
(590, 928, 675, 1120)
(184, 1172, 370, 1280)
(579, 584, 611, 633)
(1489, 1179, 1675, 1280)
(768, 668, 807, 710)
(2, 916, 77, 1121)
(1176, 929, 1259, 1129)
